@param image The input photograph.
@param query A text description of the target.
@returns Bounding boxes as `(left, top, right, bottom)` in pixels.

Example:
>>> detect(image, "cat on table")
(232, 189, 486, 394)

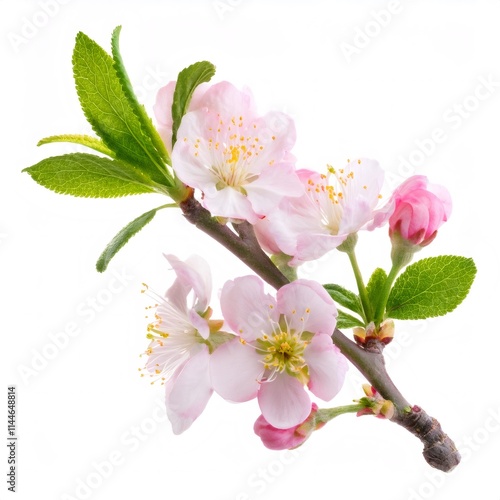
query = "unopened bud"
(379, 399, 395, 420)
(353, 320, 394, 346)
(355, 385, 394, 420)
(378, 319, 394, 344)
(362, 384, 376, 398)
(353, 326, 366, 345)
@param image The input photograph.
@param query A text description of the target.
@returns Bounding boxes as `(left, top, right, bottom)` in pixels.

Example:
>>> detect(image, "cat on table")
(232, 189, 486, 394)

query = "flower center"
(305, 162, 367, 235)
(256, 329, 309, 383)
(201, 114, 266, 192)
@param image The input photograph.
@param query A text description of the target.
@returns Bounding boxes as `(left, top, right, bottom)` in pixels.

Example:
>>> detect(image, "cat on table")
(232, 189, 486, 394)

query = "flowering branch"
(23, 28, 476, 476)
(180, 193, 460, 472)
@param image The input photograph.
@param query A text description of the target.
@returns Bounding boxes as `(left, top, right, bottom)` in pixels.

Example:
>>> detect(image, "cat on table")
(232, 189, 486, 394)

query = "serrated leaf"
(386, 255, 477, 320)
(171, 61, 216, 146)
(23, 153, 156, 198)
(366, 267, 388, 316)
(38, 134, 115, 157)
(336, 310, 365, 329)
(110, 26, 170, 164)
(324, 284, 364, 317)
(96, 207, 159, 272)
(72, 31, 170, 185)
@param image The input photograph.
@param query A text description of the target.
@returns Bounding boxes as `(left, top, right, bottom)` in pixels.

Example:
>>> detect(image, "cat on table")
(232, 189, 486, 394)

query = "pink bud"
(254, 403, 319, 450)
(388, 176, 452, 247)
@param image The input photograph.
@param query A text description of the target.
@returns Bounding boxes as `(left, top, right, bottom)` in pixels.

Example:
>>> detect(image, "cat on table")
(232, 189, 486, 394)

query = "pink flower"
(386, 175, 451, 247)
(254, 159, 385, 264)
(141, 254, 214, 434)
(153, 81, 208, 155)
(254, 403, 324, 450)
(171, 81, 303, 223)
(210, 277, 348, 429)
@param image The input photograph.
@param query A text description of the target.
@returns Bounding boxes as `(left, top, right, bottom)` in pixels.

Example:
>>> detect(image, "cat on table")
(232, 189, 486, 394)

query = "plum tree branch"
(180, 195, 460, 472)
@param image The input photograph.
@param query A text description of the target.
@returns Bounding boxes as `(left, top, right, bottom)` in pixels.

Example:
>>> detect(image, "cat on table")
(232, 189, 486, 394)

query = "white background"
(1, 1, 499, 499)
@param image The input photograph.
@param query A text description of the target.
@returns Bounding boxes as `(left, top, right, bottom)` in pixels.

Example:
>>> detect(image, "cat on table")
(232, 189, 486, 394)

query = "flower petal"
(165, 346, 213, 434)
(304, 334, 348, 401)
(221, 276, 277, 341)
(277, 280, 337, 335)
(258, 373, 311, 429)
(171, 81, 298, 222)
(154, 81, 208, 154)
(203, 186, 259, 223)
(245, 162, 303, 215)
(292, 232, 347, 265)
(210, 338, 264, 402)
(165, 254, 212, 313)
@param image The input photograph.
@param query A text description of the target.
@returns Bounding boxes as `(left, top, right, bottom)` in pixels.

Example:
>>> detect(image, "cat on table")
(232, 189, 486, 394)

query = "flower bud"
(353, 326, 366, 346)
(388, 176, 451, 267)
(356, 385, 395, 420)
(378, 319, 394, 344)
(353, 320, 394, 346)
(254, 403, 321, 450)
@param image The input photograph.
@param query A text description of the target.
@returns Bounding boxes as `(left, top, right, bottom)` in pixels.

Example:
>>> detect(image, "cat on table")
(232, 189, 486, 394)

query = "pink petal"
(221, 276, 277, 341)
(253, 217, 283, 254)
(277, 280, 337, 335)
(243, 111, 296, 168)
(154, 81, 176, 128)
(253, 415, 305, 450)
(197, 81, 256, 117)
(254, 402, 320, 450)
(165, 254, 212, 313)
(258, 373, 311, 429)
(165, 347, 213, 434)
(171, 111, 221, 188)
(210, 338, 264, 402)
(245, 162, 303, 215)
(203, 186, 259, 223)
(304, 334, 348, 401)
(292, 232, 347, 265)
(154, 81, 208, 154)
(188, 309, 209, 339)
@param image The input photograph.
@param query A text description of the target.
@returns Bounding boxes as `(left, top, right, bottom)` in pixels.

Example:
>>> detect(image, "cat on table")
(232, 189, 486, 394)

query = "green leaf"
(72, 31, 170, 185)
(38, 134, 115, 157)
(336, 310, 365, 329)
(96, 207, 160, 272)
(110, 26, 170, 164)
(23, 153, 156, 198)
(171, 61, 216, 146)
(366, 267, 388, 317)
(386, 255, 477, 320)
(324, 284, 364, 318)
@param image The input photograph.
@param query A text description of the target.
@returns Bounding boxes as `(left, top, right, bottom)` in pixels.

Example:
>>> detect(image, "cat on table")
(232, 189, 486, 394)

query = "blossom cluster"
(141, 80, 452, 446)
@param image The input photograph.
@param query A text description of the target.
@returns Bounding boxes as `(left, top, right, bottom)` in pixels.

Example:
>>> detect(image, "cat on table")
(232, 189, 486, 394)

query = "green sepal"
(23, 153, 157, 198)
(386, 255, 477, 320)
(171, 61, 216, 147)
